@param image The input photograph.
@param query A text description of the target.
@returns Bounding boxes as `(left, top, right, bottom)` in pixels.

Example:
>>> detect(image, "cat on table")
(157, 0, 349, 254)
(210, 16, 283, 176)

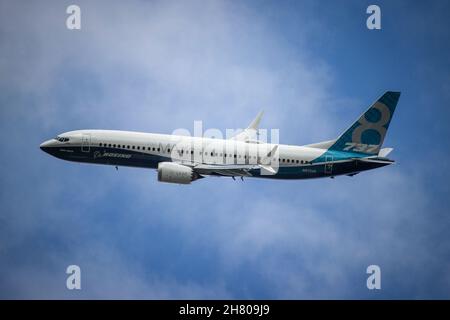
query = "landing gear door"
(325, 155, 333, 174)
(81, 134, 91, 152)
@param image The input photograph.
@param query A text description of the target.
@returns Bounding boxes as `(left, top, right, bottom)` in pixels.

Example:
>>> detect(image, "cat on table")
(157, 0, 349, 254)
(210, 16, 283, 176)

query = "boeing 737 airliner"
(40, 91, 400, 184)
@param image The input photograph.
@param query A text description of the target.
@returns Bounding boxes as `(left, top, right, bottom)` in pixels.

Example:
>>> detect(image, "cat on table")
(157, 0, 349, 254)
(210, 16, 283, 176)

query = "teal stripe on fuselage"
(311, 149, 368, 164)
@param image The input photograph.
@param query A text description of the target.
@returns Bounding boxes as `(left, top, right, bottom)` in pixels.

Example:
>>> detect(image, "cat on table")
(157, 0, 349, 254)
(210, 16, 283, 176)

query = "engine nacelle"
(157, 162, 200, 184)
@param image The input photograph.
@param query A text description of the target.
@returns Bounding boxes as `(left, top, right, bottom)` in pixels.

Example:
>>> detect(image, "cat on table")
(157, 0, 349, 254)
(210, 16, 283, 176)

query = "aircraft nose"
(40, 139, 54, 153)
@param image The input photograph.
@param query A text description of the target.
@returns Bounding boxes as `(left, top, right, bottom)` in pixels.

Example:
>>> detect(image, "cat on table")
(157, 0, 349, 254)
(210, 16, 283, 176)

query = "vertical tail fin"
(328, 91, 400, 155)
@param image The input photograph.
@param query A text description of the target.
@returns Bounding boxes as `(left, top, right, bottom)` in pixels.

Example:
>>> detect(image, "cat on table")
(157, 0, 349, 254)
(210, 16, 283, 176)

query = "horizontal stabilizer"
(305, 139, 336, 149)
(356, 158, 395, 164)
(378, 147, 393, 158)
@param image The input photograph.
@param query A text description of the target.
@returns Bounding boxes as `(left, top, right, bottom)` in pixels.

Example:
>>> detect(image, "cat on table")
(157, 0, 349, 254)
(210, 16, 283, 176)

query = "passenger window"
(157, 148, 160, 152)
(132, 146, 135, 149)
(168, 148, 171, 153)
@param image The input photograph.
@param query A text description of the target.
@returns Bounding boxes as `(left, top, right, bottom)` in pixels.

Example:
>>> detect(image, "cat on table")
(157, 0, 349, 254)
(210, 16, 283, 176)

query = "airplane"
(40, 91, 400, 184)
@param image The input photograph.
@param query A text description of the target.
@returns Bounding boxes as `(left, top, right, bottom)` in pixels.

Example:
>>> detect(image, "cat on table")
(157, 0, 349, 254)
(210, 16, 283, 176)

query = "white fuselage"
(40, 129, 390, 181)
(43, 129, 325, 166)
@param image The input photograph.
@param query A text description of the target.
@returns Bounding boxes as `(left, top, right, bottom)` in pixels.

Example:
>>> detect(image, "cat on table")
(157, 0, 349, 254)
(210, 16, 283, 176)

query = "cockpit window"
(55, 136, 69, 142)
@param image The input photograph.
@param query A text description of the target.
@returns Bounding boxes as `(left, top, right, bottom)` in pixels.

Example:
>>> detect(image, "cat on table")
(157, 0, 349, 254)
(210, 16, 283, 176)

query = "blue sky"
(1, 0, 449, 299)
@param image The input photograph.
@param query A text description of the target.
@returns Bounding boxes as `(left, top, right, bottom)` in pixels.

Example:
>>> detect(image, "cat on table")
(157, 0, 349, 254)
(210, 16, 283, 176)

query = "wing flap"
(194, 163, 258, 177)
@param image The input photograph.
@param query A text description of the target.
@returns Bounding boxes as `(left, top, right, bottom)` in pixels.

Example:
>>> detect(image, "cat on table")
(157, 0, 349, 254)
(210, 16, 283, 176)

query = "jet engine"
(157, 162, 201, 184)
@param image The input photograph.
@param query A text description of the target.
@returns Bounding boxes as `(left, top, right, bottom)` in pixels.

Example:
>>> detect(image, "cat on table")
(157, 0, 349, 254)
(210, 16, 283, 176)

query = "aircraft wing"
(193, 164, 277, 177)
(193, 163, 258, 177)
(378, 147, 393, 158)
(193, 144, 279, 177)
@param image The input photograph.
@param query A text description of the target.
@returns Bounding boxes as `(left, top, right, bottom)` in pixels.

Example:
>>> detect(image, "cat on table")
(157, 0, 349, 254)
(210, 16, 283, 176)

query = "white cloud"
(0, 0, 337, 139)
